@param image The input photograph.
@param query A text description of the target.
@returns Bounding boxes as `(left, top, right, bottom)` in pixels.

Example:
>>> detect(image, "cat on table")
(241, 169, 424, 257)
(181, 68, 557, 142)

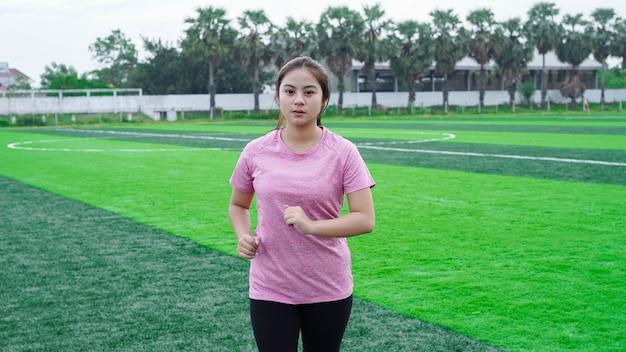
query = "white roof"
(352, 50, 601, 71)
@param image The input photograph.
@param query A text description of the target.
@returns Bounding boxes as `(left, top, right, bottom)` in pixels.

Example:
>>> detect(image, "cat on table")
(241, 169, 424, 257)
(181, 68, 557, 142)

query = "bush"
(519, 81, 537, 105)
(18, 116, 46, 126)
(603, 67, 626, 89)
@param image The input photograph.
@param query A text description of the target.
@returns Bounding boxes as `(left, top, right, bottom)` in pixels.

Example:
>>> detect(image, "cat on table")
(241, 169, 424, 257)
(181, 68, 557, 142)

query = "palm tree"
(590, 8, 616, 107)
(492, 18, 535, 108)
(556, 14, 594, 108)
(467, 8, 498, 108)
(235, 10, 276, 113)
(182, 6, 236, 119)
(316, 6, 365, 113)
(609, 17, 626, 68)
(389, 20, 435, 109)
(526, 2, 562, 109)
(274, 17, 320, 67)
(355, 3, 393, 109)
(430, 9, 469, 112)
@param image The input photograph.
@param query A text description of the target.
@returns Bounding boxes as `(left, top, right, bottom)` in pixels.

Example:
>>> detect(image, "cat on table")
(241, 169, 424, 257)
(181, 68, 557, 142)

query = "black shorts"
(249, 295, 353, 352)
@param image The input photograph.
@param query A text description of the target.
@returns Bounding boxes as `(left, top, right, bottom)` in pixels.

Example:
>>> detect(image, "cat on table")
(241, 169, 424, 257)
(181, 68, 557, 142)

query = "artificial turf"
(0, 175, 504, 351)
(1, 115, 624, 351)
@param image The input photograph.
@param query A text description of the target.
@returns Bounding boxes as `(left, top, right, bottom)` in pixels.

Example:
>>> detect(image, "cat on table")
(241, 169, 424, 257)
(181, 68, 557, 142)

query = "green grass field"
(1, 114, 624, 351)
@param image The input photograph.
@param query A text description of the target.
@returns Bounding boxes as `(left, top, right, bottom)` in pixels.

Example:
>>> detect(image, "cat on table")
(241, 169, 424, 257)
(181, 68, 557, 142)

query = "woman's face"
(277, 68, 324, 128)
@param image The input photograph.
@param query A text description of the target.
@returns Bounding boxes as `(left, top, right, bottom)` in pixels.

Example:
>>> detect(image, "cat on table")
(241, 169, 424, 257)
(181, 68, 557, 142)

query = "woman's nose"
(294, 92, 305, 104)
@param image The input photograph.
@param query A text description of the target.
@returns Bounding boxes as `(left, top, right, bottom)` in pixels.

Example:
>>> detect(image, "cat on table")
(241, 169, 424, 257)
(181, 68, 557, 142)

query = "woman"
(229, 56, 375, 352)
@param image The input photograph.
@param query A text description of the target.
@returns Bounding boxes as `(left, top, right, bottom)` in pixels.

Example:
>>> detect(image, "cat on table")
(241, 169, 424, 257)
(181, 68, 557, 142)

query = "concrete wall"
(348, 89, 626, 108)
(2, 89, 625, 119)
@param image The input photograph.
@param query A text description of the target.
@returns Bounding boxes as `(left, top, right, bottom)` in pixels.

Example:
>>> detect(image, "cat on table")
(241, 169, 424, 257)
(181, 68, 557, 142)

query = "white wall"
(344, 89, 626, 108)
(2, 89, 626, 118)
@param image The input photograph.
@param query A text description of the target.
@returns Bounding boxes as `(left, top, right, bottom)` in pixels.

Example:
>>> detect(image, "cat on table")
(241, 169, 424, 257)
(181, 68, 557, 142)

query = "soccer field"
(1, 114, 624, 351)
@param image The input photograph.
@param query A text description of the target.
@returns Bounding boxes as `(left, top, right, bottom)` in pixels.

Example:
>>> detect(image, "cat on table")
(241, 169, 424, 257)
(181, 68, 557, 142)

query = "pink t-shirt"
(230, 126, 375, 304)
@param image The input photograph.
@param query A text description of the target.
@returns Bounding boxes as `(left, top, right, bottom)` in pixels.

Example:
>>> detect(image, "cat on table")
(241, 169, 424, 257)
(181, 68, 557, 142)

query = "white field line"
(65, 128, 252, 142)
(6, 140, 237, 152)
(357, 145, 626, 167)
(356, 132, 456, 145)
(6, 128, 626, 167)
(6, 129, 249, 152)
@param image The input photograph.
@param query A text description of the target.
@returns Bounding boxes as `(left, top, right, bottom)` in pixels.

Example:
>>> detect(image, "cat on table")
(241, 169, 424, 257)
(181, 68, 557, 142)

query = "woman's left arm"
(283, 187, 375, 238)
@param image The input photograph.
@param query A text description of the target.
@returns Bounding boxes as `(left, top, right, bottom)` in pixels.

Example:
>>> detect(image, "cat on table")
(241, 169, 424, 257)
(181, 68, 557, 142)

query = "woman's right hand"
(237, 234, 260, 259)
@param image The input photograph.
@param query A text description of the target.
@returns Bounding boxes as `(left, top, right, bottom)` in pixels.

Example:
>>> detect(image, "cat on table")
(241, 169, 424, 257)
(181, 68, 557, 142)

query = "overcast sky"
(1, 0, 624, 86)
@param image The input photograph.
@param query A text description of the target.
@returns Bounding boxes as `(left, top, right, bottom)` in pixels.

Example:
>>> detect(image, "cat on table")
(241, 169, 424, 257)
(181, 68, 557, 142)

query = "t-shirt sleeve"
(230, 146, 255, 193)
(343, 142, 375, 194)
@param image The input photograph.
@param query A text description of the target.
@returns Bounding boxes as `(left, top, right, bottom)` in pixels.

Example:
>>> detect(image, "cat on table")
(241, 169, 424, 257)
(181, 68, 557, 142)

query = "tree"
(7, 76, 31, 90)
(527, 2, 562, 109)
(355, 3, 393, 108)
(610, 17, 626, 68)
(39, 62, 105, 90)
(88, 29, 138, 87)
(40, 62, 78, 88)
(467, 8, 498, 108)
(274, 17, 320, 67)
(430, 9, 469, 112)
(389, 20, 435, 108)
(47, 75, 108, 90)
(556, 14, 594, 108)
(235, 9, 276, 113)
(129, 38, 190, 94)
(182, 6, 236, 118)
(590, 8, 616, 107)
(317, 6, 365, 113)
(493, 18, 534, 108)
(215, 58, 266, 94)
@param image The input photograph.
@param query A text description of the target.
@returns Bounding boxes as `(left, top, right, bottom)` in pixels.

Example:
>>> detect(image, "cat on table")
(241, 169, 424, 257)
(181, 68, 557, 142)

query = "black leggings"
(250, 295, 353, 352)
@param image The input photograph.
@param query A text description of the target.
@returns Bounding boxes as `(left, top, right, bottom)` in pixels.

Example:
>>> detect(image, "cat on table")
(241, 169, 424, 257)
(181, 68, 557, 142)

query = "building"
(0, 62, 31, 92)
(348, 50, 602, 94)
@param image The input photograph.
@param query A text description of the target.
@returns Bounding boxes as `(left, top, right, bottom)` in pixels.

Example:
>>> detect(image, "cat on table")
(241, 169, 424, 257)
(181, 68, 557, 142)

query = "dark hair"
(275, 56, 330, 128)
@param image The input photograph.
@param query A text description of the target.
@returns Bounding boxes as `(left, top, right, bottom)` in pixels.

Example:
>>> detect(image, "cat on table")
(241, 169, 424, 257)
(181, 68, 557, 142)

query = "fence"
(2, 88, 625, 120)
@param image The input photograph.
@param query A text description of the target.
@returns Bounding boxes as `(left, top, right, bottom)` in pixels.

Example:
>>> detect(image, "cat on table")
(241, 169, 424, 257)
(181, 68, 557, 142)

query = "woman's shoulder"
(323, 127, 358, 151)
(239, 129, 280, 158)
(244, 129, 279, 149)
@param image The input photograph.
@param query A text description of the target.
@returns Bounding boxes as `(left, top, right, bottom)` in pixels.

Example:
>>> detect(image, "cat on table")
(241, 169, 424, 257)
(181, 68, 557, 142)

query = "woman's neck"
(281, 125, 322, 153)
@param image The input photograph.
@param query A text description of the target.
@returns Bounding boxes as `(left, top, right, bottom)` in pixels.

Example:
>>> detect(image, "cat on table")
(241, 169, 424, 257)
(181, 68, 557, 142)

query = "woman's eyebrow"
(282, 83, 319, 90)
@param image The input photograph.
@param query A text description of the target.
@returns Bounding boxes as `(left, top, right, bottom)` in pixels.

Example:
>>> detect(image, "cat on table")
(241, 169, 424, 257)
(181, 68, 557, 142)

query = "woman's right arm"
(228, 188, 259, 259)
